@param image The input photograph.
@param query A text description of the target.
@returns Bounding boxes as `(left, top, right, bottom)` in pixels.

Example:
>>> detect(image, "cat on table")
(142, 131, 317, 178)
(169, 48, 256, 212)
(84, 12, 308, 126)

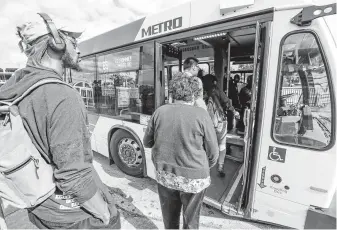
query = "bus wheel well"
(108, 127, 147, 177)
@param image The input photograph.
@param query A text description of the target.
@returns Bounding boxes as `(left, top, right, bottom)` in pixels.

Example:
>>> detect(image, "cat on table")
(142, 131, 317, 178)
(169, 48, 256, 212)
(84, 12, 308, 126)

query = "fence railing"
(75, 87, 95, 108)
(281, 87, 330, 107)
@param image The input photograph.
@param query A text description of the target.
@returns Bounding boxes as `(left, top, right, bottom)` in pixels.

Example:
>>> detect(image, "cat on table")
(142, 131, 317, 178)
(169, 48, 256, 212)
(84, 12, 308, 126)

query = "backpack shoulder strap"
(11, 79, 73, 106)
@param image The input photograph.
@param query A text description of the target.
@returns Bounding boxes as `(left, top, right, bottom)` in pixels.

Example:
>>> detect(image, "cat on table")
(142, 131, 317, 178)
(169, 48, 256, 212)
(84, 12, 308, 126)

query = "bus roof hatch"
(291, 3, 336, 26)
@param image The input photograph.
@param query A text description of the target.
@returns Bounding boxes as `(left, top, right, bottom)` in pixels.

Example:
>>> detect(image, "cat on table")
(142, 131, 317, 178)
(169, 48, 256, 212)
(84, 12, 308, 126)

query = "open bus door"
(147, 41, 182, 178)
(237, 21, 263, 216)
(142, 41, 165, 179)
(250, 5, 336, 229)
(154, 41, 165, 109)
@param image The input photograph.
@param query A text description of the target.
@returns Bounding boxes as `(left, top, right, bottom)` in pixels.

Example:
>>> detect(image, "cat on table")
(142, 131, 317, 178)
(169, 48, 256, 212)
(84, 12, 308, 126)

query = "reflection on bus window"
(273, 33, 332, 149)
(70, 44, 156, 123)
(71, 57, 96, 109)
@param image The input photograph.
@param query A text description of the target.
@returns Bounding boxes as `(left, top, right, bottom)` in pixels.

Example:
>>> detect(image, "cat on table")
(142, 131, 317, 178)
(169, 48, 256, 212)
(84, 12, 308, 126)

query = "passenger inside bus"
(228, 74, 241, 110)
(237, 74, 252, 134)
(201, 74, 238, 176)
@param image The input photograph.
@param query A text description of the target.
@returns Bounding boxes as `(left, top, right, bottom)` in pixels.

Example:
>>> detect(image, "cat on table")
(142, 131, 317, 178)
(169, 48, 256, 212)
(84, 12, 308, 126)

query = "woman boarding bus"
(65, 0, 337, 228)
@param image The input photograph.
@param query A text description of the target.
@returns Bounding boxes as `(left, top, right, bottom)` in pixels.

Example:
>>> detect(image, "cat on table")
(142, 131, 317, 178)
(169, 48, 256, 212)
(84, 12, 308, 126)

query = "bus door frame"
(226, 42, 231, 96)
(243, 21, 272, 219)
(236, 21, 267, 215)
(154, 41, 165, 109)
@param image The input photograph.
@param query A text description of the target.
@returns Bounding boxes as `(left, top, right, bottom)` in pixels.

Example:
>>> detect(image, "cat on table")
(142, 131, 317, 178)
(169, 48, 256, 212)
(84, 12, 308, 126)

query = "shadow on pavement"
(93, 151, 158, 194)
(106, 185, 158, 229)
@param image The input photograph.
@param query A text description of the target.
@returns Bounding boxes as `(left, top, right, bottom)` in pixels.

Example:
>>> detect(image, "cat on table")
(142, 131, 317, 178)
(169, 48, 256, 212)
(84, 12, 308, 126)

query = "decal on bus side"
(258, 166, 267, 189)
(268, 146, 287, 163)
(141, 17, 183, 38)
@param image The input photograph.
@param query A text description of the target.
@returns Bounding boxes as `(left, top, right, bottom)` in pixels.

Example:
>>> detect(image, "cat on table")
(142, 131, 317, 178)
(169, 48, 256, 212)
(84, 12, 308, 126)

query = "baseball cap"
(16, 12, 85, 46)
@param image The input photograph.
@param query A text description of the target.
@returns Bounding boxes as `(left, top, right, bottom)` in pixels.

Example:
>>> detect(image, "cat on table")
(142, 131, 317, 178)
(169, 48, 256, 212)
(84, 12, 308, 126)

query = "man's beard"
(62, 50, 81, 71)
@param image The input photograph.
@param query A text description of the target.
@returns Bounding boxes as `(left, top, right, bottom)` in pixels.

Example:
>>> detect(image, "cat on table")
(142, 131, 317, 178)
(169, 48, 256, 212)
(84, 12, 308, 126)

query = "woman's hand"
(234, 111, 240, 119)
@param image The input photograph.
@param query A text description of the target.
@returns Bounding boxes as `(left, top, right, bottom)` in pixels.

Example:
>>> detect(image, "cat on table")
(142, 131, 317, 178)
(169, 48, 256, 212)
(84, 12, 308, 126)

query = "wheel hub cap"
(118, 138, 142, 168)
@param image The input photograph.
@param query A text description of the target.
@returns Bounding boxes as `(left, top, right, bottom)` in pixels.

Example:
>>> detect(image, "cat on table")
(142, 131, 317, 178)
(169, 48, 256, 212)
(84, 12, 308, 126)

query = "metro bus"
(65, 0, 337, 228)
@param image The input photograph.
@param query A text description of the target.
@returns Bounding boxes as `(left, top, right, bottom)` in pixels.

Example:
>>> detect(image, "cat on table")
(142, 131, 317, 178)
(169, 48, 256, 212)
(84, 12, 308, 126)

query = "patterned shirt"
(156, 170, 211, 194)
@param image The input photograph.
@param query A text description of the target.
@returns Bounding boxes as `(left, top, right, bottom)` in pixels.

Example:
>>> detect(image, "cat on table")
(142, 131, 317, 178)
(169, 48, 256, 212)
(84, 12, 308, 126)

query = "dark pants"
(157, 183, 206, 229)
(237, 108, 246, 132)
(28, 211, 121, 229)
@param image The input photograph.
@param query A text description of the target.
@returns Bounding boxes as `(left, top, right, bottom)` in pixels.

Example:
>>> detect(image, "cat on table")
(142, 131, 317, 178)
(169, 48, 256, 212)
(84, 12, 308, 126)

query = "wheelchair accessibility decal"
(268, 146, 286, 163)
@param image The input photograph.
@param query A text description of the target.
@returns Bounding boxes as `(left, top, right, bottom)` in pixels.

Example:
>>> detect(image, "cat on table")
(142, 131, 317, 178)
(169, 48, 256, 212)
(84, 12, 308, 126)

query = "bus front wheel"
(109, 129, 144, 177)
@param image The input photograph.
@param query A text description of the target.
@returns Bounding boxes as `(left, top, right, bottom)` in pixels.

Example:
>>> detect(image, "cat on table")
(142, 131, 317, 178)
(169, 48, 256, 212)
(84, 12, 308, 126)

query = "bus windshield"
(274, 32, 332, 148)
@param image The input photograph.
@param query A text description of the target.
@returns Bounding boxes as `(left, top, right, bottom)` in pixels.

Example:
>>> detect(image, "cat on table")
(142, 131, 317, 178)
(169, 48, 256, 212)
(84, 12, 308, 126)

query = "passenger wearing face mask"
(183, 57, 207, 111)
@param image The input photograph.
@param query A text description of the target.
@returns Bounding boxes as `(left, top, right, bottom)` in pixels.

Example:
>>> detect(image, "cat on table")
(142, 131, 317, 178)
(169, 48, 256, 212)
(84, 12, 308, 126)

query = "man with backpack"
(0, 13, 120, 229)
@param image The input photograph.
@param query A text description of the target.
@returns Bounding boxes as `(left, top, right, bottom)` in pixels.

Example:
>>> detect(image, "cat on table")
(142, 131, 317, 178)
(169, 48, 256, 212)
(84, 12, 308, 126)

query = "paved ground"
(3, 152, 277, 229)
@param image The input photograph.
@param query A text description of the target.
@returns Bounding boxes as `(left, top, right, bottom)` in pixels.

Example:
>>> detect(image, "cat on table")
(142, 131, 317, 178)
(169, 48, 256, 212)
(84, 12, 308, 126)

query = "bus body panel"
(134, 0, 229, 41)
(252, 7, 336, 229)
(253, 191, 308, 229)
(324, 14, 337, 46)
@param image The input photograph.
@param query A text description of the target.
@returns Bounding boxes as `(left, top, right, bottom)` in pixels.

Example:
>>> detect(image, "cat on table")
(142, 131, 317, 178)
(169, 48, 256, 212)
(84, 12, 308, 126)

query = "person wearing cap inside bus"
(183, 57, 208, 111)
(0, 12, 120, 229)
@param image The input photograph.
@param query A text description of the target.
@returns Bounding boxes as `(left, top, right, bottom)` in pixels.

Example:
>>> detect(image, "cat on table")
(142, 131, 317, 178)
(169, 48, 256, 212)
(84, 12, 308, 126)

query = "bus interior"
(161, 25, 260, 213)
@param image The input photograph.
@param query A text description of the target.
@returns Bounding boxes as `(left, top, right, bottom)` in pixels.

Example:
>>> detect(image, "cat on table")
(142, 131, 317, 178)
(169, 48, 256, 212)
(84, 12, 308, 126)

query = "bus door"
(145, 42, 182, 178)
(154, 42, 165, 109)
(236, 21, 264, 216)
(251, 5, 336, 229)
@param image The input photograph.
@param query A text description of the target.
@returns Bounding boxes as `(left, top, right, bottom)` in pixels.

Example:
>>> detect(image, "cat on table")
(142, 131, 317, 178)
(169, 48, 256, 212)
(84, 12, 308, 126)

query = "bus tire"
(109, 129, 144, 177)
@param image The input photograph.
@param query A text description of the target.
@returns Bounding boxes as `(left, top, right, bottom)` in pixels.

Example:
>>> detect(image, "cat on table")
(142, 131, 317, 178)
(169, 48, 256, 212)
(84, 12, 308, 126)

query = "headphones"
(37, 13, 66, 53)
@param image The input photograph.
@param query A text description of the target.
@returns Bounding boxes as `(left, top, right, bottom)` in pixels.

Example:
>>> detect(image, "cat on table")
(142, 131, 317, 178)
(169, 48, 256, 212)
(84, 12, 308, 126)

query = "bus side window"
(171, 65, 180, 76)
(71, 57, 96, 110)
(273, 32, 333, 149)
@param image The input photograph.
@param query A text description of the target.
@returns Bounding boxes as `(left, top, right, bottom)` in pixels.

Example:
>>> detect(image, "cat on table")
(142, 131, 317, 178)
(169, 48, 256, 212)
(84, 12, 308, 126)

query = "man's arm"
(219, 90, 235, 113)
(48, 93, 111, 223)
